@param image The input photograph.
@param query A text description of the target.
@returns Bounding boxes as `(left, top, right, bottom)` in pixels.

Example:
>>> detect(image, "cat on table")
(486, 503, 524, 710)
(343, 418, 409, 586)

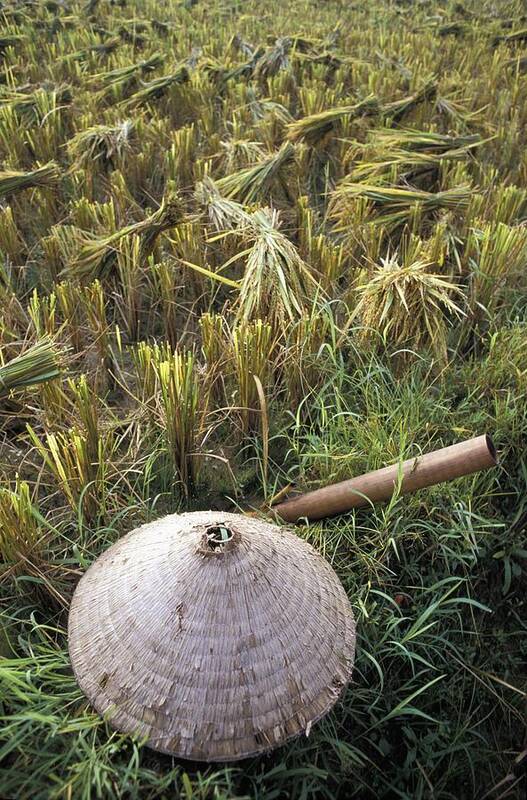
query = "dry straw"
(68, 511, 356, 762)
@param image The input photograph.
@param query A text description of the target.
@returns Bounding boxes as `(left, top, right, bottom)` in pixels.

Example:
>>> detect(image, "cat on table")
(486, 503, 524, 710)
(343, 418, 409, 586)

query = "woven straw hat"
(68, 511, 356, 761)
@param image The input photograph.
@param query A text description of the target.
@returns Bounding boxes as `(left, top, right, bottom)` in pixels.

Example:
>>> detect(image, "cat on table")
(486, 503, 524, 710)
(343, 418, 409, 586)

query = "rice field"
(0, 0, 526, 797)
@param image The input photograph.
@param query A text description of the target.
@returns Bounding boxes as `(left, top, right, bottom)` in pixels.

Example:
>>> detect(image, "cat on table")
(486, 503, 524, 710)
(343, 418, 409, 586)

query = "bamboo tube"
(273, 434, 497, 522)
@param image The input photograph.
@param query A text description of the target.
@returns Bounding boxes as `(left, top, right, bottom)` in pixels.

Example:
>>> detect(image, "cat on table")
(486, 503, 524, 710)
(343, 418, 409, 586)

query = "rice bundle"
(287, 95, 381, 146)
(68, 196, 183, 282)
(121, 65, 189, 109)
(0, 338, 62, 396)
(0, 163, 60, 197)
(330, 182, 474, 231)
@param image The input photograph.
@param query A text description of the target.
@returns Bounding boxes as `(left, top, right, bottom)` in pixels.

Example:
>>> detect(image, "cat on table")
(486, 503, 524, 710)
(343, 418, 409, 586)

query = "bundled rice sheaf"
(60, 36, 121, 63)
(67, 121, 135, 170)
(67, 196, 183, 282)
(89, 53, 165, 96)
(0, 163, 61, 197)
(229, 33, 257, 57)
(215, 47, 265, 90)
(217, 138, 267, 173)
(215, 141, 296, 203)
(121, 64, 189, 109)
(351, 252, 464, 362)
(287, 95, 381, 146)
(0, 338, 62, 396)
(286, 79, 436, 148)
(194, 177, 252, 231)
(117, 19, 150, 48)
(0, 34, 26, 54)
(349, 137, 485, 183)
(380, 77, 438, 123)
(254, 37, 292, 79)
(236, 208, 322, 327)
(330, 182, 474, 231)
(366, 128, 482, 153)
(246, 88, 293, 125)
(492, 28, 527, 46)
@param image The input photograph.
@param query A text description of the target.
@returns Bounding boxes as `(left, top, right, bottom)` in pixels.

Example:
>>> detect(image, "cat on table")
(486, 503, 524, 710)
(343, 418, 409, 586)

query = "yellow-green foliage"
(154, 346, 203, 494)
(232, 318, 275, 433)
(463, 221, 527, 318)
(0, 479, 41, 572)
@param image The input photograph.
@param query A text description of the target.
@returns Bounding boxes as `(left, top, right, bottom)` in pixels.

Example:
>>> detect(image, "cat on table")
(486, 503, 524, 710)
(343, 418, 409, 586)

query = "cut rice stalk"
(286, 95, 381, 146)
(0, 163, 60, 197)
(0, 338, 63, 397)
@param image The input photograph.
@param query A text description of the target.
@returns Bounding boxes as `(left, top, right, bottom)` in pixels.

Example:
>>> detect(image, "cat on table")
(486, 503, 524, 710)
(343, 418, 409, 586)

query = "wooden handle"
(273, 434, 497, 523)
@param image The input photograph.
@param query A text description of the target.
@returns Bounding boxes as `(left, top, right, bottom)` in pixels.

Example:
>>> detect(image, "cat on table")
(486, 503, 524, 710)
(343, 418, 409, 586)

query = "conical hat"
(68, 511, 356, 761)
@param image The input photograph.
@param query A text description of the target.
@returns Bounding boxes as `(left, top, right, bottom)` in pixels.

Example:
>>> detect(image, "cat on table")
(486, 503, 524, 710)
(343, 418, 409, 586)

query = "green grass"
(0, 0, 526, 798)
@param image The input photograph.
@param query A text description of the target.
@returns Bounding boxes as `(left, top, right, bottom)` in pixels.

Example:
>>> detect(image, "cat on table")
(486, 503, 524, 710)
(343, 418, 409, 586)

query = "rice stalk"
(0, 478, 42, 576)
(215, 141, 296, 204)
(154, 347, 203, 496)
(168, 220, 208, 296)
(81, 280, 110, 377)
(0, 281, 28, 344)
(199, 312, 227, 406)
(297, 195, 346, 288)
(0, 205, 25, 262)
(330, 182, 474, 232)
(232, 318, 274, 434)
(67, 373, 101, 470)
(151, 260, 181, 348)
(352, 252, 464, 362)
(28, 289, 57, 338)
(485, 184, 527, 225)
(55, 280, 85, 352)
(27, 425, 109, 522)
(0, 163, 60, 197)
(507, 54, 527, 71)
(41, 225, 79, 282)
(166, 124, 196, 187)
(121, 64, 189, 109)
(283, 308, 332, 407)
(0, 106, 27, 164)
(286, 95, 381, 146)
(89, 53, 164, 98)
(68, 195, 182, 282)
(116, 234, 143, 340)
(0, 85, 72, 123)
(463, 221, 527, 322)
(0, 338, 62, 397)
(236, 207, 322, 328)
(66, 121, 135, 171)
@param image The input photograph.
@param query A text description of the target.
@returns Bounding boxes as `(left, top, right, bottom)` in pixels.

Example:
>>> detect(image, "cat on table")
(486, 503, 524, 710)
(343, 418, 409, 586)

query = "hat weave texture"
(68, 511, 356, 761)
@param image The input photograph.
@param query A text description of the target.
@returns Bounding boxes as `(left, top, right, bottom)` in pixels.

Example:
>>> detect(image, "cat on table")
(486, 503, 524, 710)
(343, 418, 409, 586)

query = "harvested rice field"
(0, 0, 526, 798)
